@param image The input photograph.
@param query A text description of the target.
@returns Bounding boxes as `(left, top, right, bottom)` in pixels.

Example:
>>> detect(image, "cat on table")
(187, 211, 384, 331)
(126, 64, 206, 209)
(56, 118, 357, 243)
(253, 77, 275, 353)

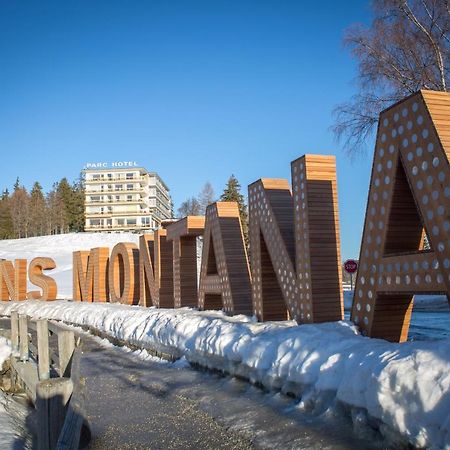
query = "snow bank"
(0, 337, 25, 450)
(0, 301, 449, 448)
(0, 336, 11, 369)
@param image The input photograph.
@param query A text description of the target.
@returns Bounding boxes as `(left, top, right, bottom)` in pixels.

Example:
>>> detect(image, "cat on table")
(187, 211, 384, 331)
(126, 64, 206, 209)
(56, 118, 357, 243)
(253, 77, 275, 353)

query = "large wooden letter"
(352, 90, 450, 342)
(27, 257, 57, 301)
(248, 155, 343, 323)
(108, 243, 140, 305)
(139, 234, 157, 307)
(198, 202, 252, 315)
(73, 248, 109, 302)
(139, 230, 174, 307)
(0, 259, 27, 301)
(166, 216, 205, 308)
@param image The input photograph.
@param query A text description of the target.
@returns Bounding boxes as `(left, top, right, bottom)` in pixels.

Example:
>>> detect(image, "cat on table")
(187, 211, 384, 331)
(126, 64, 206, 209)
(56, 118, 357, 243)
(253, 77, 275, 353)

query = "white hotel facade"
(83, 162, 173, 232)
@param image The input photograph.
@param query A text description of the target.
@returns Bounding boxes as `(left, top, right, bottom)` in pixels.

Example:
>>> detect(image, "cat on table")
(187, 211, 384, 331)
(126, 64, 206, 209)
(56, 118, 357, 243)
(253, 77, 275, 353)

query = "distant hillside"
(0, 232, 139, 298)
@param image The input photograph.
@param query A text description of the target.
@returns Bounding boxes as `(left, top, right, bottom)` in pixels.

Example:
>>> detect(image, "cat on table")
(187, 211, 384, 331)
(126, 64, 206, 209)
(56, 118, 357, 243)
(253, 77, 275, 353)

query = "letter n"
(0, 259, 27, 301)
(248, 155, 343, 323)
(198, 202, 252, 315)
(73, 248, 109, 301)
(139, 234, 158, 307)
(352, 90, 450, 342)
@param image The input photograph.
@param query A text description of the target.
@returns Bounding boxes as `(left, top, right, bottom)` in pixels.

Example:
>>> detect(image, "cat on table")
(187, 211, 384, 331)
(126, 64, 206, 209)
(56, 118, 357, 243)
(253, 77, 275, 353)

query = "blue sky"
(0, 0, 373, 259)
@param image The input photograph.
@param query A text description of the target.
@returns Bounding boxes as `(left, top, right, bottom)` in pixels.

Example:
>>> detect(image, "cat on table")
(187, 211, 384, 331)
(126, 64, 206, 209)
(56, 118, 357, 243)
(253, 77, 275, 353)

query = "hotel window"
(90, 219, 100, 226)
(127, 218, 137, 225)
(142, 217, 151, 226)
(92, 174, 100, 180)
(126, 184, 133, 191)
(115, 184, 123, 191)
(117, 219, 125, 225)
(126, 173, 134, 180)
(127, 195, 133, 202)
(91, 196, 100, 202)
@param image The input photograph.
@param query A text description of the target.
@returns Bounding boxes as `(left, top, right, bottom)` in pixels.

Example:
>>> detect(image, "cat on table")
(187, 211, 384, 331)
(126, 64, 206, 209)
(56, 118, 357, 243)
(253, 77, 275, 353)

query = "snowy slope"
(0, 233, 140, 298)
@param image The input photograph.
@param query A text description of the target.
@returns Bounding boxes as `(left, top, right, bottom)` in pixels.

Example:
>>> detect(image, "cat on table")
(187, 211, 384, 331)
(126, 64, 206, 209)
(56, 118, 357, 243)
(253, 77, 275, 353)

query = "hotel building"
(83, 164, 173, 232)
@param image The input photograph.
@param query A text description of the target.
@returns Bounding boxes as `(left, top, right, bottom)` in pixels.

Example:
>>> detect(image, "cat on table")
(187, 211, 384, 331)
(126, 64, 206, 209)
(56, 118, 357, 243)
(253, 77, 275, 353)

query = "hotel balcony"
(85, 188, 146, 195)
(85, 176, 147, 183)
(85, 198, 147, 205)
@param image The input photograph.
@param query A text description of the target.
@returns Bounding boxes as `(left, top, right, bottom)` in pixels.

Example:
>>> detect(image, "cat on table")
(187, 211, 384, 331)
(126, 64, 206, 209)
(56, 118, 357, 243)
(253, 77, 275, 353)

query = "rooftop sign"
(84, 161, 139, 170)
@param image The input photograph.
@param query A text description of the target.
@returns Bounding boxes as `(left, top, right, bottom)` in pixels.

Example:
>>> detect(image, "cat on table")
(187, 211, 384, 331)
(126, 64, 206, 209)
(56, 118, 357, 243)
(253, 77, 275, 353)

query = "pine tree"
(29, 181, 47, 236)
(10, 184, 30, 238)
(0, 190, 14, 239)
(220, 175, 248, 246)
(71, 175, 85, 232)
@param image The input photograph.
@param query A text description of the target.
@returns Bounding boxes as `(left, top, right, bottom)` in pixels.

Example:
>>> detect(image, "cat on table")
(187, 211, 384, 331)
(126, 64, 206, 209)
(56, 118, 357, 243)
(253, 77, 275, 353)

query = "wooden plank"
(37, 378, 73, 450)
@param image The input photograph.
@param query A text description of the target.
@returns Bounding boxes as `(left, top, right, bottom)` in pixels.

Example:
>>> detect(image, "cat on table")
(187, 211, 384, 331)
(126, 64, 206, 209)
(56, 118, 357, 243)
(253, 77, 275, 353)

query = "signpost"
(343, 259, 358, 290)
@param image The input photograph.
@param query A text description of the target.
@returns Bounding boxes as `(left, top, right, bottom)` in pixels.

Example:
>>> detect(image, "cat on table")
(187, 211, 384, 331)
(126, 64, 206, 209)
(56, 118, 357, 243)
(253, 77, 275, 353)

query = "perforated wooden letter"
(248, 155, 343, 323)
(198, 202, 252, 315)
(108, 242, 140, 305)
(166, 216, 205, 308)
(27, 257, 58, 301)
(73, 247, 109, 302)
(352, 90, 450, 342)
(0, 259, 27, 301)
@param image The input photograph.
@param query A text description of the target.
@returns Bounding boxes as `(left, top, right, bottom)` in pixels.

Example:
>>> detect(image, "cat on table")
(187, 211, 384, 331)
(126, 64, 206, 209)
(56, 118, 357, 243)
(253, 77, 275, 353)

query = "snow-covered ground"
(0, 337, 31, 449)
(0, 233, 449, 448)
(0, 300, 449, 448)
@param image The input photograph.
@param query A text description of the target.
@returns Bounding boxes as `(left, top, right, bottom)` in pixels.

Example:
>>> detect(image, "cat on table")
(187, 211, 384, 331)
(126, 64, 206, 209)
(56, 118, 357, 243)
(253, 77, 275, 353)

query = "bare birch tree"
(333, 0, 450, 156)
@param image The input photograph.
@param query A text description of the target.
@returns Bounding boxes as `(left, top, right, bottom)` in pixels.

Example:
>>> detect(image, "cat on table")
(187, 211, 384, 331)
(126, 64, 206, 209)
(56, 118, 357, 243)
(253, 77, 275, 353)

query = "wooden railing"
(10, 311, 78, 450)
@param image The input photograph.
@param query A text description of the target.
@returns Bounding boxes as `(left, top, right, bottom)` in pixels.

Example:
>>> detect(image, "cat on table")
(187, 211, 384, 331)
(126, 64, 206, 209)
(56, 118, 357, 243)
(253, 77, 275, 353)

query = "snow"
(0, 300, 449, 448)
(0, 233, 449, 448)
(0, 337, 31, 449)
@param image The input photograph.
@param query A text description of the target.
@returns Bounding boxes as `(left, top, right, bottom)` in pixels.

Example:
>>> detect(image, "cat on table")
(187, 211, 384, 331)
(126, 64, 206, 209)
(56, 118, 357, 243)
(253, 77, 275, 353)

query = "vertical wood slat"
(57, 330, 75, 377)
(19, 314, 29, 362)
(37, 378, 73, 450)
(10, 311, 19, 353)
(37, 319, 50, 380)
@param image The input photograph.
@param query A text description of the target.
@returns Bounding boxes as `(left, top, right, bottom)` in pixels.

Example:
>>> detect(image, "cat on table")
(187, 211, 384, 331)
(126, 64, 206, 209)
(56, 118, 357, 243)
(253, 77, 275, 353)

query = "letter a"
(198, 202, 252, 315)
(352, 90, 450, 342)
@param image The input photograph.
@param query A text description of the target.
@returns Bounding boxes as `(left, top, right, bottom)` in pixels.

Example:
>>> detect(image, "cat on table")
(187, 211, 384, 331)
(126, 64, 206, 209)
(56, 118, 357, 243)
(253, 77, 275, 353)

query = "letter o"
(108, 243, 140, 304)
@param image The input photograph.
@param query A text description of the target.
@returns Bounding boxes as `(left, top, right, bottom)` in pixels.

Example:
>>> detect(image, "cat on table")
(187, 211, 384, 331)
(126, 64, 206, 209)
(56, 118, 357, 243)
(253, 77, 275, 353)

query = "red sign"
(344, 259, 358, 274)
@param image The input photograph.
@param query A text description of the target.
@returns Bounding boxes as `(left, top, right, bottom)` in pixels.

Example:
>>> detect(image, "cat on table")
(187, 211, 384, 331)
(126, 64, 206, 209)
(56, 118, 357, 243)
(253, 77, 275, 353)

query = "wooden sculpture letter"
(139, 234, 157, 307)
(198, 202, 252, 315)
(166, 216, 205, 308)
(108, 242, 140, 305)
(73, 248, 109, 302)
(248, 155, 343, 323)
(352, 90, 450, 342)
(27, 257, 58, 301)
(0, 259, 27, 301)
